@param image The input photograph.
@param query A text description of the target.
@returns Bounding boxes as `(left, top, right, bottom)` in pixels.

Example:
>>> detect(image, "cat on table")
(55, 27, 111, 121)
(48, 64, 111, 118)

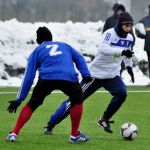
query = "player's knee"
(27, 98, 44, 112)
(77, 94, 84, 104)
(70, 94, 84, 105)
(118, 89, 127, 101)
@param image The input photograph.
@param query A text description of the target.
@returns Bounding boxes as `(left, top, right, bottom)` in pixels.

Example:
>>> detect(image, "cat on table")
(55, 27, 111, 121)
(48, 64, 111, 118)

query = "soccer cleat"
(97, 118, 114, 133)
(69, 132, 90, 143)
(7, 132, 17, 142)
(44, 126, 53, 135)
(44, 123, 55, 135)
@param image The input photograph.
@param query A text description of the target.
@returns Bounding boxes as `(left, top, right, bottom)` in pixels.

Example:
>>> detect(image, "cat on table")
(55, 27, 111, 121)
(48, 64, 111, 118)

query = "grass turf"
(0, 86, 150, 150)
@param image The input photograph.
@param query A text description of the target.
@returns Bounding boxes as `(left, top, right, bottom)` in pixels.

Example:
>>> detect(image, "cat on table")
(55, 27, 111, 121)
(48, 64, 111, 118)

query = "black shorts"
(28, 79, 83, 111)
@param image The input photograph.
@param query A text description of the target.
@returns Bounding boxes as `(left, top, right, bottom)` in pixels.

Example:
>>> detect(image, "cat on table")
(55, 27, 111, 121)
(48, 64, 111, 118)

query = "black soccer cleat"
(44, 126, 53, 135)
(97, 118, 114, 133)
(44, 122, 55, 135)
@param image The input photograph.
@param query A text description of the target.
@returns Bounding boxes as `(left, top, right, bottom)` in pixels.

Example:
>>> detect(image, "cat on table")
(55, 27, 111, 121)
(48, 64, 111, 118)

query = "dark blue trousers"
(49, 76, 127, 125)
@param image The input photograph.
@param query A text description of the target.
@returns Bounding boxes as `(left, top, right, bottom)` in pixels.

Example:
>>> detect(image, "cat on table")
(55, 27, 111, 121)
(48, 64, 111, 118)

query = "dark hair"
(116, 4, 126, 12)
(36, 26, 52, 44)
(112, 3, 119, 11)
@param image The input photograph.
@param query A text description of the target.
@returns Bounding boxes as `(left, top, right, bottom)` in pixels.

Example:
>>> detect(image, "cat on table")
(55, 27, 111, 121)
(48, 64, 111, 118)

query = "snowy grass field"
(0, 86, 150, 150)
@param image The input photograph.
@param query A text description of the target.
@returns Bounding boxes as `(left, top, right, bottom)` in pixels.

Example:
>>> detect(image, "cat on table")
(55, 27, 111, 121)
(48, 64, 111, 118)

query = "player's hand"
(127, 66, 134, 83)
(82, 76, 93, 84)
(7, 100, 21, 113)
(122, 50, 134, 58)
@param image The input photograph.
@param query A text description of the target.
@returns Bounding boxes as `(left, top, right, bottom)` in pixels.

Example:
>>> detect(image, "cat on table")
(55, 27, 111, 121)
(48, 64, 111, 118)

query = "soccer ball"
(120, 123, 138, 140)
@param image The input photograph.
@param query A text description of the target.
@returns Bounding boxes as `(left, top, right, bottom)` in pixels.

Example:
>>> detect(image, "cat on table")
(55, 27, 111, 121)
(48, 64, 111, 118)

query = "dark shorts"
(27, 79, 83, 111)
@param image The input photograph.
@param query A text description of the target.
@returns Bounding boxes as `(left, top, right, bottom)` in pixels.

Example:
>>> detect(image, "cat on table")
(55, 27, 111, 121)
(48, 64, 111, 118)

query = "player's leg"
(147, 52, 150, 80)
(45, 78, 102, 134)
(61, 81, 89, 143)
(7, 79, 53, 142)
(97, 76, 127, 133)
(45, 78, 96, 132)
(61, 79, 103, 143)
(44, 99, 71, 134)
(7, 104, 32, 142)
(120, 61, 125, 76)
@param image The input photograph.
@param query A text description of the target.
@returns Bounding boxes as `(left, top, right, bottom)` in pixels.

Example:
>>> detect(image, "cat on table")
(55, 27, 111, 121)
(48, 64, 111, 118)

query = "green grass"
(0, 87, 150, 150)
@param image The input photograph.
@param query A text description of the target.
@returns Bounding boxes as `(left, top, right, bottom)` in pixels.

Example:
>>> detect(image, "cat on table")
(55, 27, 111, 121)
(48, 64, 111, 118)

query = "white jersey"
(89, 28, 133, 79)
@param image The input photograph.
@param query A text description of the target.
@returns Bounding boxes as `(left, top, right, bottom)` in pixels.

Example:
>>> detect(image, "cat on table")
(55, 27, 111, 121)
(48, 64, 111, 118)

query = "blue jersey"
(16, 41, 90, 102)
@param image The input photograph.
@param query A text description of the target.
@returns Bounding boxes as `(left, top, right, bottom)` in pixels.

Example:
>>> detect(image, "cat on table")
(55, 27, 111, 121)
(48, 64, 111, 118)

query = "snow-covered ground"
(0, 19, 149, 86)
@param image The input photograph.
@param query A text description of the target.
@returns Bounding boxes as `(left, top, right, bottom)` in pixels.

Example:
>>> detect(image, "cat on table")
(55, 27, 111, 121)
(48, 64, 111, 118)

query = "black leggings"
(147, 51, 150, 78)
(27, 79, 83, 111)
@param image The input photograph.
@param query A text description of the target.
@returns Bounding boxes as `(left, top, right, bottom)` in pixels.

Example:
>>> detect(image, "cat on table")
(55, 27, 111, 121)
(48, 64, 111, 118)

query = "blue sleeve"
(16, 51, 38, 103)
(70, 47, 91, 77)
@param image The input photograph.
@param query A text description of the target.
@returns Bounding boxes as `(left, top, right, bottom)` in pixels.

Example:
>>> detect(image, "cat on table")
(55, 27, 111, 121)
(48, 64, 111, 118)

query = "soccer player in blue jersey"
(44, 12, 135, 134)
(7, 26, 92, 143)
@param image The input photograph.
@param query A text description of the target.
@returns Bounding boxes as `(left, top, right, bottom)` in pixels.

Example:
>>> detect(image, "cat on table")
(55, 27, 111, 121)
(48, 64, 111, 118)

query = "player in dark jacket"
(102, 3, 126, 33)
(135, 4, 150, 85)
(6, 26, 92, 143)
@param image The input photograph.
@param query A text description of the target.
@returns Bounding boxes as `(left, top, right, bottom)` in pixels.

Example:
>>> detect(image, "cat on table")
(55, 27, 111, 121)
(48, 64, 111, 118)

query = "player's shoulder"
(127, 33, 133, 41)
(143, 15, 150, 20)
(35, 41, 68, 48)
(52, 41, 72, 48)
(103, 28, 116, 35)
(139, 15, 150, 23)
(34, 42, 49, 50)
(33, 41, 52, 54)
(105, 15, 114, 22)
(102, 28, 116, 40)
(104, 28, 114, 33)
(35, 41, 74, 52)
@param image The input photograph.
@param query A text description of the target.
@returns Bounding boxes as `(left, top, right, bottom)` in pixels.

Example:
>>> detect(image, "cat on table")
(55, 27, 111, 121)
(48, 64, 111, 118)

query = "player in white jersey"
(44, 12, 134, 134)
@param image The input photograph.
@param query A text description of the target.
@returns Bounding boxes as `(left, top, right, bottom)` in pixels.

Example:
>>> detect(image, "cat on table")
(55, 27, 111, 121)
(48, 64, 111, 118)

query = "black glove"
(122, 50, 134, 58)
(7, 100, 21, 113)
(82, 76, 93, 83)
(127, 66, 134, 83)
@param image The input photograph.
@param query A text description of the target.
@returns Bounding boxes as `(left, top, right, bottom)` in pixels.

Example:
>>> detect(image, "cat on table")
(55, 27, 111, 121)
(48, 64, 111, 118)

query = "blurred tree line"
(0, 0, 149, 23)
(0, 0, 111, 22)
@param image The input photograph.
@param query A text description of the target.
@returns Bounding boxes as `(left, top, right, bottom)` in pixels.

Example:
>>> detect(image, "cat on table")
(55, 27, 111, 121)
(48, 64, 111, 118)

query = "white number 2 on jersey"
(46, 44, 62, 56)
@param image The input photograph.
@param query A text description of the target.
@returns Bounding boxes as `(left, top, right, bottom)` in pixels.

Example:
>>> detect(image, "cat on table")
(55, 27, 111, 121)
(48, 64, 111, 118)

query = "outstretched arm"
(7, 51, 38, 113)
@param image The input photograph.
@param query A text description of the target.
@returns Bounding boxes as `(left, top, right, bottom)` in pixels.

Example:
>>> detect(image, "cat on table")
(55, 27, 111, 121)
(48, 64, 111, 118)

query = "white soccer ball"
(120, 123, 138, 140)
